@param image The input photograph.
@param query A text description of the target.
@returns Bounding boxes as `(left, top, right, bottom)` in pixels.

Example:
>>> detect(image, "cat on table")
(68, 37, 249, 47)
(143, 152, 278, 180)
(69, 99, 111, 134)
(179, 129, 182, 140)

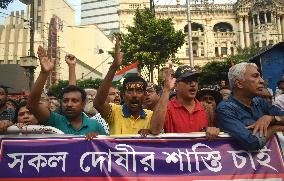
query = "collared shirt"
(107, 103, 152, 135)
(0, 108, 15, 121)
(216, 96, 284, 150)
(164, 97, 208, 133)
(47, 112, 107, 135)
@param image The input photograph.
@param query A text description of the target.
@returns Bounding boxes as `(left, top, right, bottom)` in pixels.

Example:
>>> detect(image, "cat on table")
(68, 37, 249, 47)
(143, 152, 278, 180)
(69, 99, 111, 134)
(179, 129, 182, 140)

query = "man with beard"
(217, 63, 284, 150)
(26, 46, 106, 138)
(94, 37, 152, 135)
(150, 65, 219, 139)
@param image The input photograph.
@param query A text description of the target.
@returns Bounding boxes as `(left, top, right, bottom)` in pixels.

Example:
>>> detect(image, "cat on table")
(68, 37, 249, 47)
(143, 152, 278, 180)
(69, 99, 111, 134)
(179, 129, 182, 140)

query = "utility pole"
(150, 0, 155, 14)
(30, 0, 35, 57)
(19, 0, 37, 91)
(187, 0, 194, 67)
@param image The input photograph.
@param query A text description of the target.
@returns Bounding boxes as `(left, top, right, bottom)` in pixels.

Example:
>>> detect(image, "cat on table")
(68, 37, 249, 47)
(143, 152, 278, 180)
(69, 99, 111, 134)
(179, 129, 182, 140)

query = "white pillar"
(218, 46, 221, 57)
(239, 16, 245, 48)
(204, 27, 208, 58)
(227, 41, 231, 55)
(264, 13, 267, 24)
(277, 16, 282, 41)
(281, 15, 284, 40)
(244, 16, 250, 47)
(257, 14, 261, 28)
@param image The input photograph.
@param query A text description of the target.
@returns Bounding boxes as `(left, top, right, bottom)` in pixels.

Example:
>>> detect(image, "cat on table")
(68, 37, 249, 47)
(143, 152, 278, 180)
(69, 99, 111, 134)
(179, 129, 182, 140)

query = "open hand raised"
(164, 63, 176, 91)
(112, 35, 123, 68)
(37, 46, 55, 73)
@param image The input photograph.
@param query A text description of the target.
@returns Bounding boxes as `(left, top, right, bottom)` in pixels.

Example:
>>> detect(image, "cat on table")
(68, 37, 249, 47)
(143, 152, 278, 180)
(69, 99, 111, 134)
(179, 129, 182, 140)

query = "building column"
(218, 46, 221, 57)
(227, 41, 231, 55)
(264, 12, 268, 23)
(238, 16, 245, 48)
(257, 14, 261, 28)
(277, 16, 282, 41)
(281, 15, 284, 40)
(244, 16, 250, 47)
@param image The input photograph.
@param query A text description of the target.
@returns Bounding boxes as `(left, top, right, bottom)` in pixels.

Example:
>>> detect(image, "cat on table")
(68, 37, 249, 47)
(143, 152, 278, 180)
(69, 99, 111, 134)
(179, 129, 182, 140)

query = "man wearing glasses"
(150, 65, 220, 139)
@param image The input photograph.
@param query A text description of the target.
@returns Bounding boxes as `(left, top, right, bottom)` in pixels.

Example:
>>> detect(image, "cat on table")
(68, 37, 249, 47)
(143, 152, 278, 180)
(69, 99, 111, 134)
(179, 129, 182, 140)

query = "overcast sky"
(0, 0, 237, 25)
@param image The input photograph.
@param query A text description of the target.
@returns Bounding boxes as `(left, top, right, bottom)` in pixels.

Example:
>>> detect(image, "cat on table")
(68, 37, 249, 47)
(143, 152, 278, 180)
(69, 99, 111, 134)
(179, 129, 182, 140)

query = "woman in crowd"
(14, 101, 39, 126)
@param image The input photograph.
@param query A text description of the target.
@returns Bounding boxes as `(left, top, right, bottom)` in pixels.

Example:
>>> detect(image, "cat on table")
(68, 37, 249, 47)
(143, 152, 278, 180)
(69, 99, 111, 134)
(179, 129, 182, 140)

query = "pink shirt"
(164, 97, 208, 133)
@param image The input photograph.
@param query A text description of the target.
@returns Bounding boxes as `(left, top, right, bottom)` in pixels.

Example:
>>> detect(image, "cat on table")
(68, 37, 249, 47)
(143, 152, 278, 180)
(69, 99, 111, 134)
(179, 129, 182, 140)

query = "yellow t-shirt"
(107, 103, 153, 135)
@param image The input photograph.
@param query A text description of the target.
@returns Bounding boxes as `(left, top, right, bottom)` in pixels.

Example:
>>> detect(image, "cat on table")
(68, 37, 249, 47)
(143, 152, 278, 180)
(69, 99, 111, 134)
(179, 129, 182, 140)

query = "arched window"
(184, 22, 204, 32)
(213, 22, 233, 32)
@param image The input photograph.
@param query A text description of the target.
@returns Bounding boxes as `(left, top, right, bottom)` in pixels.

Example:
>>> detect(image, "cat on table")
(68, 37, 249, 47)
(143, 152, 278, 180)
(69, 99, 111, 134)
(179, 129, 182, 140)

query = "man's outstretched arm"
(93, 36, 123, 120)
(65, 54, 77, 86)
(26, 46, 54, 124)
(150, 64, 175, 135)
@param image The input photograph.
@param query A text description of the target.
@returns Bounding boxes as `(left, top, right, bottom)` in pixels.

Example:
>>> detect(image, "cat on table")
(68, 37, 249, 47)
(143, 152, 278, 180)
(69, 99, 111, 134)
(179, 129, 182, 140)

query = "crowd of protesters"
(0, 37, 284, 150)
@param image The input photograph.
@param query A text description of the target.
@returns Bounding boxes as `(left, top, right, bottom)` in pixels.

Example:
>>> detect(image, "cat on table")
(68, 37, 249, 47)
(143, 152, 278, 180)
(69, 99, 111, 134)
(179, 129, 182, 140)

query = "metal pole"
(29, 0, 35, 90)
(150, 0, 155, 14)
(30, 0, 35, 56)
(187, 0, 194, 66)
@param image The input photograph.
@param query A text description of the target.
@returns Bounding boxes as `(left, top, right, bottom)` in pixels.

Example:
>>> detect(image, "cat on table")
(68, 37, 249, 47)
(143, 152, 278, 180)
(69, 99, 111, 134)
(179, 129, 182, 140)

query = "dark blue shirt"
(216, 96, 284, 150)
(0, 108, 15, 122)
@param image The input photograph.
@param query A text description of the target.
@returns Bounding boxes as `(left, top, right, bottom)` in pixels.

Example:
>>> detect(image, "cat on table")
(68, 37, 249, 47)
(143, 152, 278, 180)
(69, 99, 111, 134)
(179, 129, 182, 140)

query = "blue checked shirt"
(0, 108, 15, 122)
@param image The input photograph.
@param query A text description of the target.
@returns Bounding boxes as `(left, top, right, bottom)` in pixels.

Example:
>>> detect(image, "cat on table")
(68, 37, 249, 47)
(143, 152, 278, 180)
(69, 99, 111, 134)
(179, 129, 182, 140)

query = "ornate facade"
(118, 0, 284, 66)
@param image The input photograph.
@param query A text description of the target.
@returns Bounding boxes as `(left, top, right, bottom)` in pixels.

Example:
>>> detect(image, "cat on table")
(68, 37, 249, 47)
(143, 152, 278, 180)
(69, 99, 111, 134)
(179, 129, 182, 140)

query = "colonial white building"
(85, 0, 284, 66)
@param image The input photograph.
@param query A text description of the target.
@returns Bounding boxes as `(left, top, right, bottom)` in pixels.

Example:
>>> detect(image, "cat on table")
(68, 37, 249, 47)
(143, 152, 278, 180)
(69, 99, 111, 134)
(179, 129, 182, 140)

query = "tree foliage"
(120, 8, 186, 81)
(48, 80, 69, 98)
(199, 46, 265, 87)
(77, 78, 102, 89)
(0, 0, 14, 9)
(48, 78, 122, 98)
(226, 46, 263, 65)
(199, 61, 229, 87)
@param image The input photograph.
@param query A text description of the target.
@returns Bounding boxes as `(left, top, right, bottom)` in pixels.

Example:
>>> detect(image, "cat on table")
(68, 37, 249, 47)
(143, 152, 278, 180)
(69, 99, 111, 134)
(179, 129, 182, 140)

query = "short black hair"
(0, 85, 8, 94)
(154, 85, 162, 94)
(122, 75, 147, 92)
(60, 85, 87, 102)
(47, 91, 57, 98)
(14, 101, 27, 123)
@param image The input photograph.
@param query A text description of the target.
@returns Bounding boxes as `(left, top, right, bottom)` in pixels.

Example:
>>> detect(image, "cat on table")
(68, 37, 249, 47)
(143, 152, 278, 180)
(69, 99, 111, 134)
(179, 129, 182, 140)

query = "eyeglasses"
(177, 77, 198, 84)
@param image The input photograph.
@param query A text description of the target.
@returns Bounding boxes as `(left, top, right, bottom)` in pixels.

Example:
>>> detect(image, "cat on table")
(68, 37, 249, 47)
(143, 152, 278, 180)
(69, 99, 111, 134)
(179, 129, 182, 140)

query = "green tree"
(226, 46, 263, 65)
(120, 8, 186, 81)
(48, 78, 123, 97)
(48, 80, 68, 98)
(199, 46, 265, 87)
(77, 78, 102, 89)
(199, 61, 229, 87)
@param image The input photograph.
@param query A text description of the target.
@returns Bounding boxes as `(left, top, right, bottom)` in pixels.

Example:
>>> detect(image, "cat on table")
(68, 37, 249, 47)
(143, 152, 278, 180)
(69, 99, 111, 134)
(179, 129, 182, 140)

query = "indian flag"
(112, 62, 138, 82)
